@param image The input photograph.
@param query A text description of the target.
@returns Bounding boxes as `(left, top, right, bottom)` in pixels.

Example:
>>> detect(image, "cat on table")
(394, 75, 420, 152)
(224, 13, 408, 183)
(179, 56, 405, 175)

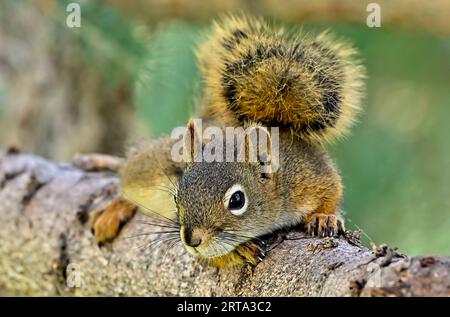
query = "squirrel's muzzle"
(181, 226, 204, 248)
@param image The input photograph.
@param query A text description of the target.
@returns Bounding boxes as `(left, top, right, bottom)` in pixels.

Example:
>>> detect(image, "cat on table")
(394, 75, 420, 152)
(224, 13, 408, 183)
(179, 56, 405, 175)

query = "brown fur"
(197, 15, 365, 143)
(92, 15, 365, 267)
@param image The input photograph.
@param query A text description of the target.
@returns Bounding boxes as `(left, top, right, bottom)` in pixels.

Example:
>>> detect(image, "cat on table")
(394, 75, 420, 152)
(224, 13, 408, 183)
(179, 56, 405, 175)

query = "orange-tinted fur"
(92, 15, 365, 267)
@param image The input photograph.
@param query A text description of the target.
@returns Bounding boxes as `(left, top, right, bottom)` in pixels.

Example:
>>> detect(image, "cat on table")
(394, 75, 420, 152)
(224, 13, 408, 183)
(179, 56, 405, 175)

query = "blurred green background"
(0, 0, 449, 255)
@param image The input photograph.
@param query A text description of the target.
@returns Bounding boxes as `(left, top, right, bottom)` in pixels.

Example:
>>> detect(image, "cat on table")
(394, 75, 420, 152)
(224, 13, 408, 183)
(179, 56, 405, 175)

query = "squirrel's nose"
(187, 236, 202, 248)
(183, 226, 203, 248)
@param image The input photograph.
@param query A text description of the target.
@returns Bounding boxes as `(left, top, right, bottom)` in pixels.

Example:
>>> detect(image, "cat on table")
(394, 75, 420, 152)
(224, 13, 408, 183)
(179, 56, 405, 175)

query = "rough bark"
(0, 148, 449, 296)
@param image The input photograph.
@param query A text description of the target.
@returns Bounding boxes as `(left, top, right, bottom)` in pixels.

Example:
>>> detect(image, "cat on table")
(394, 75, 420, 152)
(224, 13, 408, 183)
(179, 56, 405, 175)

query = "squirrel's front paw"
(91, 198, 137, 244)
(304, 214, 344, 237)
(208, 240, 265, 267)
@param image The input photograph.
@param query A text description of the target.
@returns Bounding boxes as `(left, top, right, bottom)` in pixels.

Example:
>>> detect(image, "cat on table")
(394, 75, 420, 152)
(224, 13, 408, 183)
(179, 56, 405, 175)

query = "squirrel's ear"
(183, 119, 203, 162)
(244, 124, 276, 178)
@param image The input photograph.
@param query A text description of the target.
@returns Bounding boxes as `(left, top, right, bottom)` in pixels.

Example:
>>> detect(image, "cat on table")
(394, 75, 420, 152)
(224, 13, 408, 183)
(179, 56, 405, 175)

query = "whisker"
(210, 242, 222, 258)
(160, 238, 181, 263)
(222, 230, 265, 243)
(143, 185, 176, 196)
(227, 233, 265, 244)
(170, 240, 187, 257)
(220, 236, 244, 245)
(216, 240, 233, 256)
(220, 237, 259, 253)
(221, 233, 265, 251)
(151, 236, 181, 256)
(152, 183, 177, 192)
(136, 235, 179, 253)
(121, 231, 180, 241)
(121, 193, 179, 225)
(135, 220, 180, 229)
(142, 184, 176, 196)
(154, 156, 179, 194)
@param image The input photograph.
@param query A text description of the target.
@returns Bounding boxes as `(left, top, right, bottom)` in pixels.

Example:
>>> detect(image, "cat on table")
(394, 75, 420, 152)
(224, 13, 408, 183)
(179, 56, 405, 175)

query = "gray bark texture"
(0, 148, 449, 296)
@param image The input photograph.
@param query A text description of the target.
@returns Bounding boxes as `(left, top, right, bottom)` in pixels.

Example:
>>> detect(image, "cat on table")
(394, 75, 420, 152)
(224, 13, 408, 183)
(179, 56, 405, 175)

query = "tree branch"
(105, 0, 450, 36)
(0, 148, 449, 296)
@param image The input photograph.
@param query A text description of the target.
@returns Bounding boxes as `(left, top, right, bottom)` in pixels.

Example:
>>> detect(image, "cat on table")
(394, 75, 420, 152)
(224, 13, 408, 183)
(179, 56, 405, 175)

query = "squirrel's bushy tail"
(197, 15, 365, 143)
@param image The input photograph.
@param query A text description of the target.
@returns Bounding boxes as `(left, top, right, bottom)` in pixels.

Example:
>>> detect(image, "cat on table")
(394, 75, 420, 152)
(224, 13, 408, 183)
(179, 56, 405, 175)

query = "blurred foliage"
(54, 0, 148, 85)
(0, 2, 449, 255)
(324, 24, 450, 255)
(135, 23, 201, 134)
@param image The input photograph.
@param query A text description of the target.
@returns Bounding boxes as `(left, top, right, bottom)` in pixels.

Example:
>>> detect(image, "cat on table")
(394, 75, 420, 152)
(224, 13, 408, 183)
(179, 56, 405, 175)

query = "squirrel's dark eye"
(229, 191, 245, 210)
(224, 184, 248, 216)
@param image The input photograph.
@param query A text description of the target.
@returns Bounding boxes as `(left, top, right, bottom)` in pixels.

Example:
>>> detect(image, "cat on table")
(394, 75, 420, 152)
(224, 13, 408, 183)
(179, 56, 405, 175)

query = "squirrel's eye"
(224, 184, 248, 216)
(229, 191, 245, 210)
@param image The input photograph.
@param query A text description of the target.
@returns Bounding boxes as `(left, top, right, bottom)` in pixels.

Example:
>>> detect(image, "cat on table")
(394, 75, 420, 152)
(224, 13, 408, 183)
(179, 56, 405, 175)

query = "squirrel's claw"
(305, 214, 343, 237)
(208, 240, 266, 267)
(91, 198, 137, 245)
